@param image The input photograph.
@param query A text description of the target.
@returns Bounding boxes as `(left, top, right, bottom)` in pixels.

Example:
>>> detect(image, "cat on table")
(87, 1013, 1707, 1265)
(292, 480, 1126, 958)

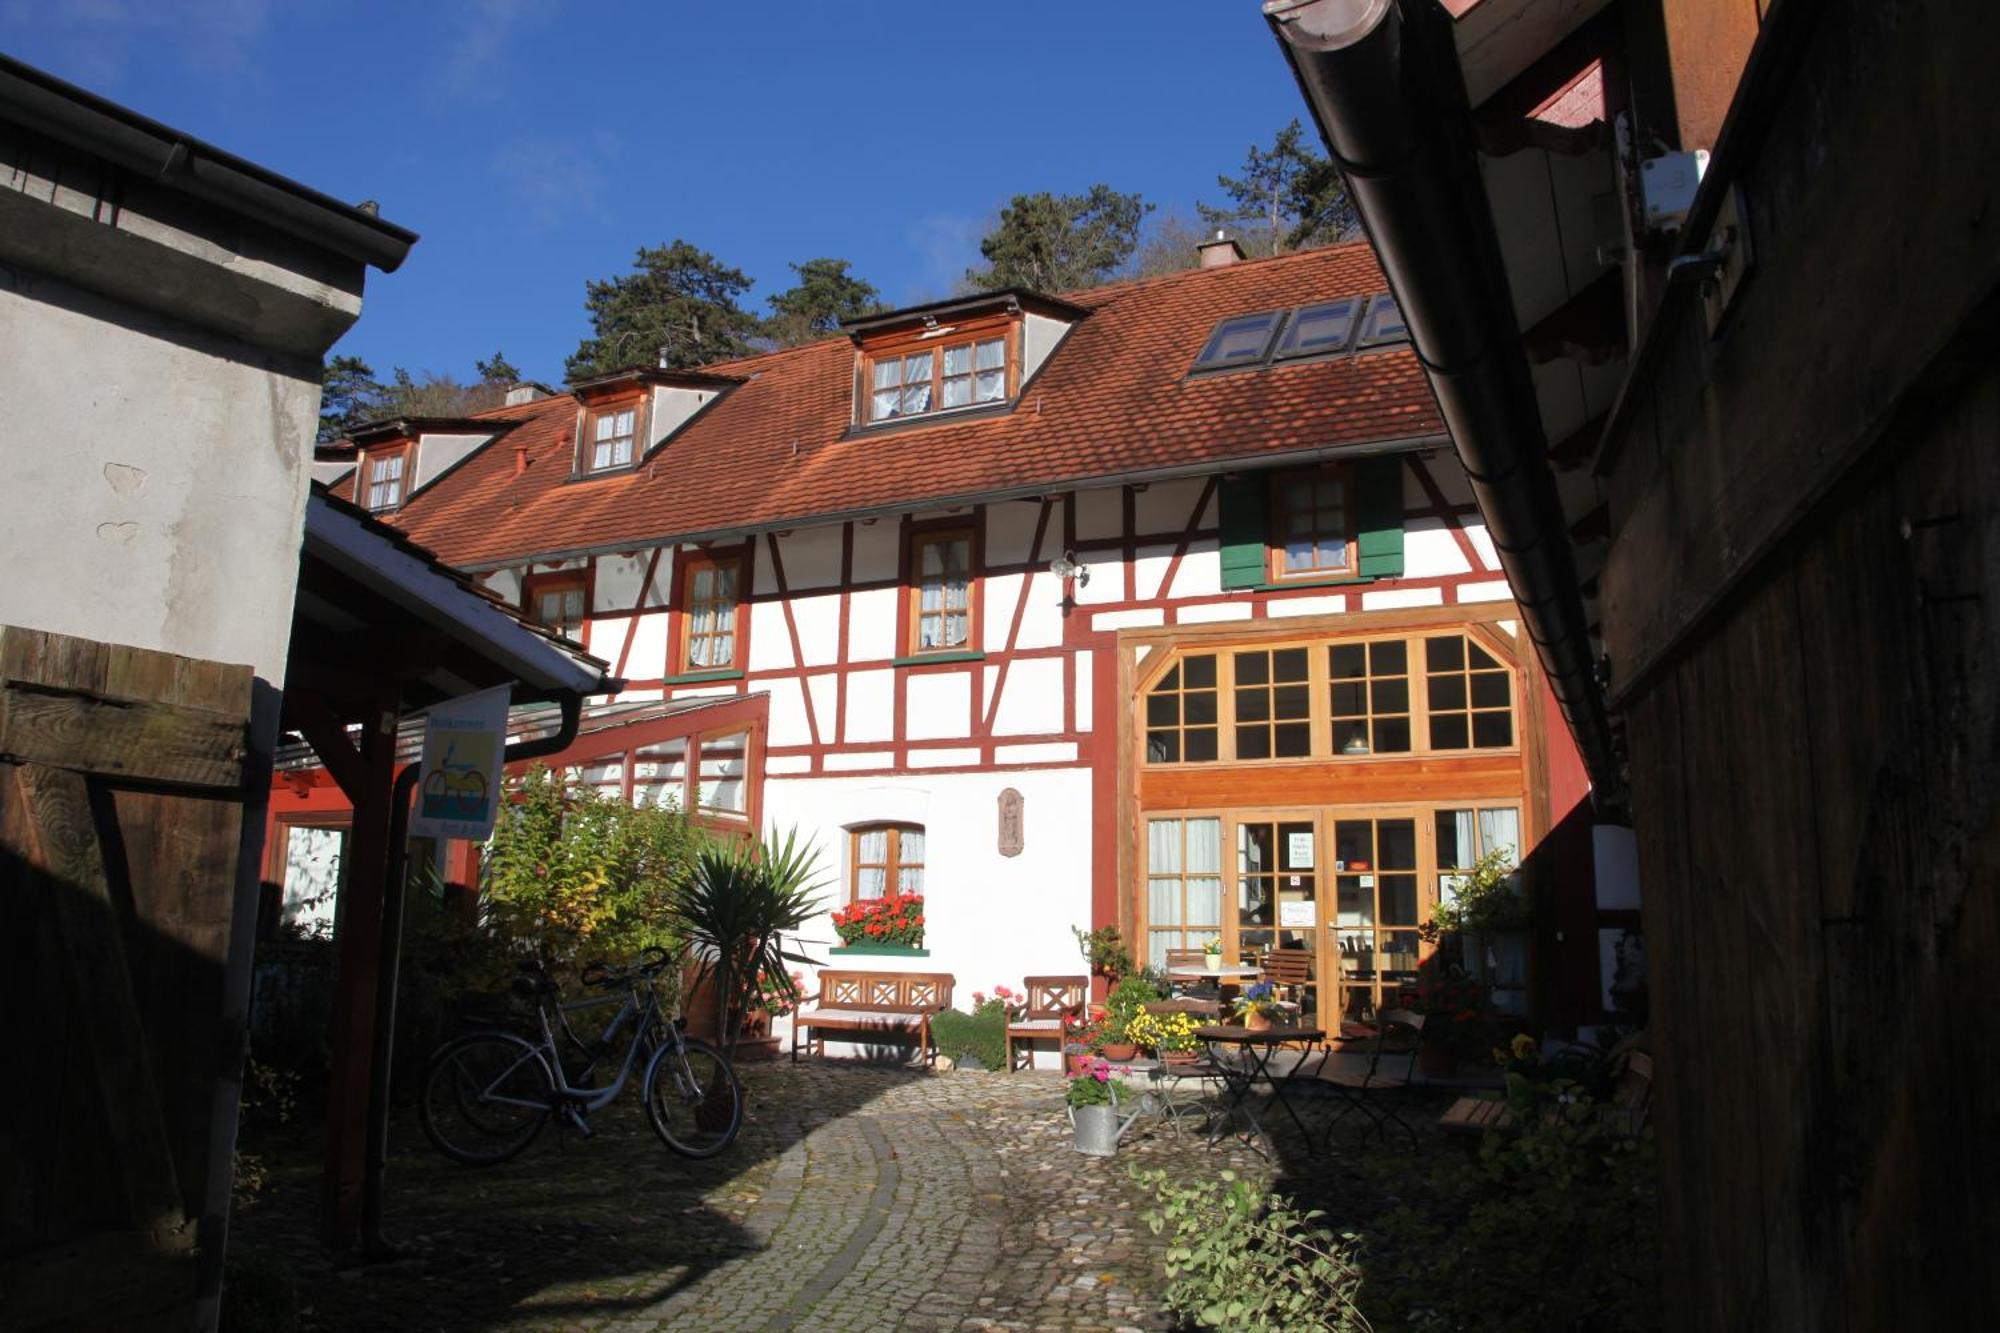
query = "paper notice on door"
(1357, 874, 1375, 888)
(1279, 900, 1317, 927)
(1287, 832, 1315, 867)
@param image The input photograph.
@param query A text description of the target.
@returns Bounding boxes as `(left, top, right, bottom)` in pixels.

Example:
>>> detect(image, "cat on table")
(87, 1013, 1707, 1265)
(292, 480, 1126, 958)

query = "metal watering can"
(1068, 1086, 1144, 1156)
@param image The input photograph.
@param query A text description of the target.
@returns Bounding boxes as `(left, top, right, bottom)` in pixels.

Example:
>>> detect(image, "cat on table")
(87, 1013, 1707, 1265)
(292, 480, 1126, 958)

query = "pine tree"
(763, 258, 885, 347)
(567, 241, 760, 380)
(1198, 121, 1357, 256)
(965, 184, 1152, 293)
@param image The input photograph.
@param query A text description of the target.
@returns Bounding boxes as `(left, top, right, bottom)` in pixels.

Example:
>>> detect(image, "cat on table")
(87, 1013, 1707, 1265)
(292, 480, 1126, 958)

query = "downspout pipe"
(1265, 0, 1621, 800)
(360, 692, 586, 1256)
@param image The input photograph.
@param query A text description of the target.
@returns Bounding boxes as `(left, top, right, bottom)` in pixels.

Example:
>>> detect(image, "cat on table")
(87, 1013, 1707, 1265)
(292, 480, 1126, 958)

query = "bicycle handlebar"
(578, 946, 675, 990)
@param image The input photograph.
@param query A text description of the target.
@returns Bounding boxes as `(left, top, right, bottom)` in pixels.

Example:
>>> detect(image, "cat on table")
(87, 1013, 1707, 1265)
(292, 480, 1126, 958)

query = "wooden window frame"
(1266, 465, 1358, 582)
(362, 445, 410, 512)
(690, 724, 753, 821)
(858, 315, 1019, 426)
(522, 569, 590, 637)
(1229, 644, 1315, 761)
(1422, 629, 1518, 752)
(676, 549, 744, 674)
(1143, 651, 1220, 764)
(576, 395, 646, 476)
(904, 522, 979, 656)
(849, 821, 924, 903)
(1328, 637, 1415, 757)
(1142, 814, 1226, 969)
(1135, 626, 1519, 769)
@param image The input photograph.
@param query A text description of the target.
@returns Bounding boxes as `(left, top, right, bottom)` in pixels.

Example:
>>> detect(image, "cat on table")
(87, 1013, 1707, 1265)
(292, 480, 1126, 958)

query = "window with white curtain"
(851, 823, 923, 901)
(1436, 806, 1521, 899)
(1145, 816, 1223, 969)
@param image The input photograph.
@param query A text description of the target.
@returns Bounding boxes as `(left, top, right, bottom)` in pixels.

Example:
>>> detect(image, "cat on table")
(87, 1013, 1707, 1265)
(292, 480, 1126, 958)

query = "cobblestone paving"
(234, 1059, 1436, 1331)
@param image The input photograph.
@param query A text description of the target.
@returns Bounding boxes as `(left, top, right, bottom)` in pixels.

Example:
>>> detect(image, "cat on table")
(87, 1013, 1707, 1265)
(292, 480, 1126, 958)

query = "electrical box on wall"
(1640, 149, 1710, 231)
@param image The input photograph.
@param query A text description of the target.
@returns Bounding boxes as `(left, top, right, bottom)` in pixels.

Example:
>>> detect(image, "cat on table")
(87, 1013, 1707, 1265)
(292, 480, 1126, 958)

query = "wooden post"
(298, 694, 401, 1251)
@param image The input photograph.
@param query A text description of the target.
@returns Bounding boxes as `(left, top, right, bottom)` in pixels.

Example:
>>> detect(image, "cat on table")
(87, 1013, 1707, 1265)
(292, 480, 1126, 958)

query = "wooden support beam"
(1549, 411, 1610, 473)
(1522, 267, 1627, 366)
(283, 690, 367, 799)
(317, 695, 400, 1253)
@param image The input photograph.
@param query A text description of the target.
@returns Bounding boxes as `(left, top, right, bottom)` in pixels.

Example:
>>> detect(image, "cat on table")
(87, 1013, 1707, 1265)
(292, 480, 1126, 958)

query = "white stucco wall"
(763, 765, 1094, 1066)
(0, 284, 321, 681)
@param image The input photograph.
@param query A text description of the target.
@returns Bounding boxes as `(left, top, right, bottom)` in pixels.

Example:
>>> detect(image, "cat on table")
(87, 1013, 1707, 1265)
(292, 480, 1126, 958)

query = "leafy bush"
(1364, 1096, 1661, 1331)
(933, 990, 1011, 1070)
(1426, 845, 1529, 937)
(480, 765, 702, 966)
(1073, 923, 1134, 979)
(1136, 1167, 1371, 1332)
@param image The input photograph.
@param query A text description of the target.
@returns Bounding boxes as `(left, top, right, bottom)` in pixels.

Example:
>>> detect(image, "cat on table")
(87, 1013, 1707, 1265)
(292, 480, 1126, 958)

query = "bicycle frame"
(474, 982, 675, 1116)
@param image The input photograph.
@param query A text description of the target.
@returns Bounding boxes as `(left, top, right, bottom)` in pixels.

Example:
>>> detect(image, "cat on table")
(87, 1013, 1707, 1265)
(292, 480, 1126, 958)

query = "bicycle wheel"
(643, 1035, 743, 1158)
(419, 1032, 554, 1165)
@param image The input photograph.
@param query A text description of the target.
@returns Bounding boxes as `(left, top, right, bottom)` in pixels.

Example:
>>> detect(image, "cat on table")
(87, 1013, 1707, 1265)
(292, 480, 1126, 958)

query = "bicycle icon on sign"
(421, 740, 492, 821)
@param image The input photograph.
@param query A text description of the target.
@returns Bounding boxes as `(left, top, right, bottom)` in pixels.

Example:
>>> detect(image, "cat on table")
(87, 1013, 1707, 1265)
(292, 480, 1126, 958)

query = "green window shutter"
(1217, 476, 1268, 589)
(1355, 455, 1406, 579)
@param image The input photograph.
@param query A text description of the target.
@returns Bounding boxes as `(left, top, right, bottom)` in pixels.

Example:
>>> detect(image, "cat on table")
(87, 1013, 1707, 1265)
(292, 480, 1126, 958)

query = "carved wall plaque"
(998, 787, 1024, 857)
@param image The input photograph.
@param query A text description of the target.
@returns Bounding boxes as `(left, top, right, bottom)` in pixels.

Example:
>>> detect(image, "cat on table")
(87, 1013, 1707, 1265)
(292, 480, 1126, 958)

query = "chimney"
(1197, 229, 1247, 268)
(504, 382, 552, 406)
(513, 442, 529, 476)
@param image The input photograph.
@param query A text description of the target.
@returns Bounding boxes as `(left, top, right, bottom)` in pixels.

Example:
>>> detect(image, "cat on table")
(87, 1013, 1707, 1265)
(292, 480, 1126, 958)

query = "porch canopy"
(281, 485, 612, 1253)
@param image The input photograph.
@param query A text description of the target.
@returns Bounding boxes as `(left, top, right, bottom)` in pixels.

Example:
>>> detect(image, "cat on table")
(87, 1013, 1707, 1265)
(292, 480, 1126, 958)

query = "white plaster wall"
(483, 567, 524, 605)
(982, 573, 1023, 652)
(1169, 544, 1222, 599)
(1403, 519, 1475, 578)
(1131, 544, 1175, 602)
(847, 587, 898, 661)
(1466, 523, 1499, 571)
(1014, 572, 1065, 649)
(1022, 312, 1072, 383)
(992, 656, 1065, 735)
(905, 671, 971, 740)
(1416, 455, 1474, 507)
(1073, 486, 1122, 540)
(762, 766, 1094, 1050)
(412, 431, 489, 492)
(1073, 650, 1093, 732)
(1457, 580, 1514, 603)
(777, 526, 843, 591)
(844, 668, 894, 742)
(985, 500, 1046, 567)
(1362, 587, 1446, 610)
(791, 593, 841, 667)
(766, 677, 812, 747)
(1177, 603, 1252, 624)
(593, 552, 651, 611)
(0, 285, 320, 681)
(1268, 593, 1348, 618)
(806, 673, 838, 738)
(626, 614, 669, 678)
(1073, 549, 1125, 604)
(1134, 477, 1208, 535)
(748, 602, 794, 670)
(850, 520, 900, 583)
(587, 614, 629, 661)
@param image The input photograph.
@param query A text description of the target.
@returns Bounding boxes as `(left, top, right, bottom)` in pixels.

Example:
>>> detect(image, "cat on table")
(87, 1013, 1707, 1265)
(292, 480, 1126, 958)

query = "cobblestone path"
(234, 1059, 1415, 1331)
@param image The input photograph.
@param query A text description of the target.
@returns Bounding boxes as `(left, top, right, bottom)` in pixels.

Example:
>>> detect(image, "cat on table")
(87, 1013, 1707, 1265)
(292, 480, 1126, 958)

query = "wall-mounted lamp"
(1051, 549, 1088, 616)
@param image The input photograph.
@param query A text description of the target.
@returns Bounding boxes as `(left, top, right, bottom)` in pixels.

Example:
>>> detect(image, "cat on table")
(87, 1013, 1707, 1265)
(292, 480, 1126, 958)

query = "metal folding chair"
(1314, 1009, 1425, 1150)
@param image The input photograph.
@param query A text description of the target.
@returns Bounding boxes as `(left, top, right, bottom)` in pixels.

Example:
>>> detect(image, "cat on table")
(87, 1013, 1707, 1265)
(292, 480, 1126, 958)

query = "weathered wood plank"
(6, 764, 187, 1231)
(0, 683, 248, 789)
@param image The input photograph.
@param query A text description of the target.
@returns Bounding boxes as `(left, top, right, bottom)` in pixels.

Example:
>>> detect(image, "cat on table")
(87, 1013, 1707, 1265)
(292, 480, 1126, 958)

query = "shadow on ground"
(230, 1052, 929, 1331)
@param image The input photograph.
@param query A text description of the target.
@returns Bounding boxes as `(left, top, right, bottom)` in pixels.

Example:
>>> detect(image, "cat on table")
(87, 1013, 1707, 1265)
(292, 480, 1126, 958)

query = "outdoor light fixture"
(1051, 549, 1088, 617)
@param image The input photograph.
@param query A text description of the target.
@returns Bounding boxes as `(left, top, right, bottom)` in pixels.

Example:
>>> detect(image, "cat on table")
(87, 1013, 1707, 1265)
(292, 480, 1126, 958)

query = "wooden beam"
(1549, 411, 1609, 473)
(0, 682, 247, 790)
(1522, 267, 1627, 366)
(282, 690, 367, 800)
(1454, 0, 1613, 109)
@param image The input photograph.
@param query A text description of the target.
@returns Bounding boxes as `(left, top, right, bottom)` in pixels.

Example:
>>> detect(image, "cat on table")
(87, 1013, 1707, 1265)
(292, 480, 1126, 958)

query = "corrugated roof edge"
(0, 53, 417, 271)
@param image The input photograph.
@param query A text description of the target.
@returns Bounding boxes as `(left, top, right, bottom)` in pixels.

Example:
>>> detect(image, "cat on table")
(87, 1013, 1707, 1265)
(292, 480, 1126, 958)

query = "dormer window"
(868, 333, 1009, 423)
(587, 405, 638, 472)
(363, 448, 407, 511)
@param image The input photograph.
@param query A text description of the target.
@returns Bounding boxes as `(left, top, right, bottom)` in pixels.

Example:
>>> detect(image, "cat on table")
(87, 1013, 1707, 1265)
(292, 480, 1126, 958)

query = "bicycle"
(418, 946, 743, 1164)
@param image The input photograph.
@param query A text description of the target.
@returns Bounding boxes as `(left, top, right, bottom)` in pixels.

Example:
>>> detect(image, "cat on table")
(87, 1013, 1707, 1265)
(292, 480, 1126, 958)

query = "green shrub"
(932, 995, 1009, 1070)
(1135, 1166, 1371, 1332)
(1103, 973, 1163, 1044)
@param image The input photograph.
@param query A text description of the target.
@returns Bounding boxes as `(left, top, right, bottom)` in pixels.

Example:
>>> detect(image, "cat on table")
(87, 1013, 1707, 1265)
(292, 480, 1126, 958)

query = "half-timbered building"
(294, 239, 1594, 1036)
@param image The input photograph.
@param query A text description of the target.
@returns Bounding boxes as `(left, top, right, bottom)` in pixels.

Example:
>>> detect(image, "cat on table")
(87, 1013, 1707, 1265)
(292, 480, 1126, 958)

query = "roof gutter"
(0, 53, 416, 272)
(1265, 0, 1621, 800)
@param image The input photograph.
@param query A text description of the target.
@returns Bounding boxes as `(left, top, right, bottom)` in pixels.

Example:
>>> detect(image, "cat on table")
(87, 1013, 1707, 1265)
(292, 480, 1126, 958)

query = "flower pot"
(1245, 1010, 1274, 1032)
(732, 1034, 781, 1064)
(1161, 1048, 1201, 1066)
(1065, 1049, 1093, 1076)
(1203, 952, 1224, 971)
(1100, 1042, 1139, 1061)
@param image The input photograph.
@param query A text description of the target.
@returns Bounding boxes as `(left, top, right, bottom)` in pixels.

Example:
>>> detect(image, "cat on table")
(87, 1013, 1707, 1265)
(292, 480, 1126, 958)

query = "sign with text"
(1279, 900, 1317, 927)
(410, 685, 510, 840)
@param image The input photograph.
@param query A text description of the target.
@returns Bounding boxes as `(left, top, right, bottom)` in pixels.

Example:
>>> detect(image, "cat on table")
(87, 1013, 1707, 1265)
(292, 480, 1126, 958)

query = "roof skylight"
(1191, 292, 1408, 376)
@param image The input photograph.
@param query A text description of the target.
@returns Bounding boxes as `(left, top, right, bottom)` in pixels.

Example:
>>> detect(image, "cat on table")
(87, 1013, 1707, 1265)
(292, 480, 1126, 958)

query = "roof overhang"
(344, 416, 524, 447)
(840, 288, 1092, 340)
(296, 485, 610, 710)
(566, 366, 747, 400)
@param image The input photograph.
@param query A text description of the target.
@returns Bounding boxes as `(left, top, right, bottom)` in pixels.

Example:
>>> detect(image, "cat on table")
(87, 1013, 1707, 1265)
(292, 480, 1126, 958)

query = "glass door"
(1329, 816, 1422, 1020)
(1236, 818, 1321, 1025)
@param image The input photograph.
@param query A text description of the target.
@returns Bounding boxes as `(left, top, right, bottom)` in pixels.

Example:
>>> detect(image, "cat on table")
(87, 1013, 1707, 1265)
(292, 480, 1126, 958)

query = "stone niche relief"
(998, 787, 1025, 858)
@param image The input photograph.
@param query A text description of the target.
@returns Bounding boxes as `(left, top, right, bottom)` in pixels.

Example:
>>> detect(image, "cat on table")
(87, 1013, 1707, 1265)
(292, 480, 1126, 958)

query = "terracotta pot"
(1246, 1010, 1274, 1032)
(1100, 1042, 1139, 1061)
(1066, 1050, 1094, 1076)
(733, 1034, 781, 1064)
(1161, 1048, 1201, 1065)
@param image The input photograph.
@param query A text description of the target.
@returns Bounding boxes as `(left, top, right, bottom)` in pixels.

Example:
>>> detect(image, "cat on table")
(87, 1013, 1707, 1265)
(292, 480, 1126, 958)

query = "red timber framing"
(552, 450, 1502, 783)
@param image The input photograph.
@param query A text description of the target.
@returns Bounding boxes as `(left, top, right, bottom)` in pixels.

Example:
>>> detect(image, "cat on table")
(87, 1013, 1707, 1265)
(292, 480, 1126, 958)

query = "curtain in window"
(871, 358, 902, 420)
(632, 738, 687, 807)
(697, 731, 747, 812)
(855, 827, 888, 898)
(1478, 808, 1521, 866)
(1186, 817, 1223, 924)
(899, 352, 932, 415)
(897, 828, 924, 892)
(974, 338, 1006, 401)
(941, 343, 973, 408)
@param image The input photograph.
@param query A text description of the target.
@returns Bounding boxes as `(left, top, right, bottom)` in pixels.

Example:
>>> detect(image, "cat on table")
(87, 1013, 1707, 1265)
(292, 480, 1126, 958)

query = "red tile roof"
(360, 243, 1443, 568)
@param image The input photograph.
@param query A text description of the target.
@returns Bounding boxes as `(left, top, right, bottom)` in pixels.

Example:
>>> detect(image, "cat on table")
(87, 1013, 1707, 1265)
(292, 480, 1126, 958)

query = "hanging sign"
(410, 685, 510, 840)
(1286, 832, 1315, 868)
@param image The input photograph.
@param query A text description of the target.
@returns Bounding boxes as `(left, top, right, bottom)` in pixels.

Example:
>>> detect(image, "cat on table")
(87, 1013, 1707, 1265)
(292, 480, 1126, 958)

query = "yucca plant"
(669, 826, 828, 1056)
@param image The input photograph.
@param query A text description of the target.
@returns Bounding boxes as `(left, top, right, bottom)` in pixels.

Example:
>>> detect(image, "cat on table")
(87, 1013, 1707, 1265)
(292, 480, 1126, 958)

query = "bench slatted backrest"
(1021, 976, 1087, 1022)
(819, 970, 954, 1014)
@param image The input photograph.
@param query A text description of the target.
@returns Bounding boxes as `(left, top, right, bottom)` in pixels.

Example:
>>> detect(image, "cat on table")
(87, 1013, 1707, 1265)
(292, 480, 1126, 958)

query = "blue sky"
(2, 1, 1318, 385)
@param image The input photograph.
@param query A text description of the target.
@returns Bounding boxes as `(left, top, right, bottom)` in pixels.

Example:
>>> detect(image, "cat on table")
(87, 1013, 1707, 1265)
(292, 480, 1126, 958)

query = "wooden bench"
(791, 969, 955, 1065)
(1440, 1049, 1653, 1136)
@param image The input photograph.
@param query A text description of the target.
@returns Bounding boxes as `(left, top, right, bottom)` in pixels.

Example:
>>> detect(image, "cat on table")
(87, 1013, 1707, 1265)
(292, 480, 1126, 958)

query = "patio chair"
(1138, 999, 1227, 1132)
(1004, 975, 1087, 1072)
(1258, 947, 1313, 1008)
(1313, 1008, 1425, 1150)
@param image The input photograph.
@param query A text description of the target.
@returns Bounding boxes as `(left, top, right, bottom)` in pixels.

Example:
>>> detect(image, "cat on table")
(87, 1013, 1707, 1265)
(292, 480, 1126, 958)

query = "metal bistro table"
(1194, 1024, 1327, 1157)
